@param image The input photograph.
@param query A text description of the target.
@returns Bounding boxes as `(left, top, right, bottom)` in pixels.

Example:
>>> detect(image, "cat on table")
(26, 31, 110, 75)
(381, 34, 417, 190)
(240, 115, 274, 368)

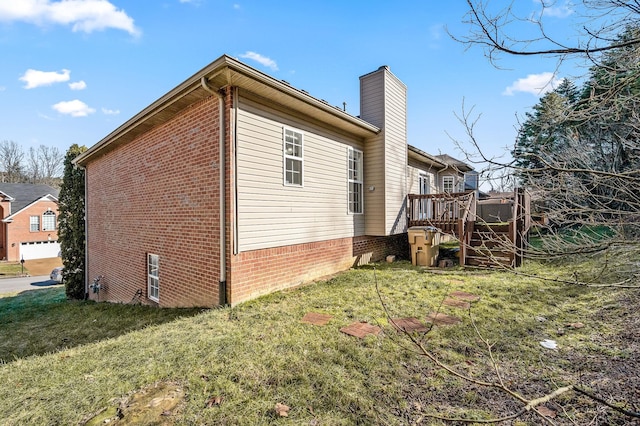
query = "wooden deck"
(407, 189, 530, 267)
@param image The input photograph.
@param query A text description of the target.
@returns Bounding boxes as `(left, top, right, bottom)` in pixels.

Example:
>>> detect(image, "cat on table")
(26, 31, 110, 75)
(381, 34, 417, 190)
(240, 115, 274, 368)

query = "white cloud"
(20, 68, 70, 89)
(101, 107, 120, 115)
(429, 24, 443, 41)
(0, 0, 140, 36)
(534, 0, 574, 18)
(233, 4, 241, 9)
(52, 99, 95, 117)
(503, 72, 560, 96)
(69, 80, 87, 90)
(239, 51, 278, 71)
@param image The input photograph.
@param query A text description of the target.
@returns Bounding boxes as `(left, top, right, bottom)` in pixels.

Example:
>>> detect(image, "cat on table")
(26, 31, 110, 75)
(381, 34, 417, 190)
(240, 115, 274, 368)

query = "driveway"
(0, 275, 61, 296)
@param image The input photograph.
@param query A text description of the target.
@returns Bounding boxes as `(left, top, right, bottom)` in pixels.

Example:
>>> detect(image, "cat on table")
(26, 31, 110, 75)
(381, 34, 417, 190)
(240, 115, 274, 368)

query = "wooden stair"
(465, 223, 514, 267)
(408, 188, 531, 268)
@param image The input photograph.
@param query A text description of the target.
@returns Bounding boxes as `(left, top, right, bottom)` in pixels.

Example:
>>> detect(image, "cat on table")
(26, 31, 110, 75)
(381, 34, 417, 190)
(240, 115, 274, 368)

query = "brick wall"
(5, 200, 59, 261)
(85, 96, 222, 307)
(228, 233, 409, 305)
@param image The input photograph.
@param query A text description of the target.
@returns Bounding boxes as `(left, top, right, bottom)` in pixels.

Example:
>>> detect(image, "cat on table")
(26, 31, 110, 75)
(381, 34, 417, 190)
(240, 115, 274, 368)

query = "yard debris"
(275, 402, 290, 417)
(438, 259, 454, 267)
(205, 395, 223, 408)
(390, 317, 429, 333)
(340, 322, 382, 338)
(425, 312, 461, 326)
(449, 291, 481, 302)
(82, 381, 185, 425)
(301, 312, 333, 326)
(540, 339, 558, 349)
(537, 405, 557, 418)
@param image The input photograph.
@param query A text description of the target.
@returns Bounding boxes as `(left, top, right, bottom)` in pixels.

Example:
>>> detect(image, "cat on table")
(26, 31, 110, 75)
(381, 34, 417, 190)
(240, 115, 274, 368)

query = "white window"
(442, 175, 455, 193)
(30, 216, 40, 232)
(43, 210, 56, 231)
(348, 147, 363, 214)
(147, 253, 159, 302)
(283, 128, 303, 186)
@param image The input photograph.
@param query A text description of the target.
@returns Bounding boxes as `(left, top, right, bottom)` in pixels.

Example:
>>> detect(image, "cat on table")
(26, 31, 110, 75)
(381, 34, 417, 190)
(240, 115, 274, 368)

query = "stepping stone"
(340, 322, 382, 338)
(443, 297, 471, 309)
(390, 317, 429, 333)
(449, 291, 481, 302)
(301, 312, 333, 326)
(426, 312, 462, 326)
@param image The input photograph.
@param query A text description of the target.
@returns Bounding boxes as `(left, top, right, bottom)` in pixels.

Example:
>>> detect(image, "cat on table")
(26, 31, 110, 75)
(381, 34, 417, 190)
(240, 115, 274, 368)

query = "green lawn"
(0, 262, 636, 425)
(0, 262, 26, 277)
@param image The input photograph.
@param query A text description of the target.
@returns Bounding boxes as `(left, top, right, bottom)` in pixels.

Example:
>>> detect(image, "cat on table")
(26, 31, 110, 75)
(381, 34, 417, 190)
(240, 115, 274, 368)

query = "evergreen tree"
(58, 144, 87, 300)
(512, 80, 578, 178)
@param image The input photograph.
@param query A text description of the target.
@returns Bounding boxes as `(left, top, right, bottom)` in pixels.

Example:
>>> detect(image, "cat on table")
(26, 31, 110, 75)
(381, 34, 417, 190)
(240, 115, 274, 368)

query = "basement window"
(147, 253, 159, 302)
(283, 127, 303, 186)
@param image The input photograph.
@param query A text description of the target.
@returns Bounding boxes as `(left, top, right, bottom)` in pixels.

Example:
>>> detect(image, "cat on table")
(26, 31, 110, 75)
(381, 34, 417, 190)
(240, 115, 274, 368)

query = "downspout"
(201, 77, 227, 306)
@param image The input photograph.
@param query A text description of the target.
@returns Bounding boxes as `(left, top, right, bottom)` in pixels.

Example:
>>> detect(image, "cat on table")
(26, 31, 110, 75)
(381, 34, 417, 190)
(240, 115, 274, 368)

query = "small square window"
(443, 176, 455, 193)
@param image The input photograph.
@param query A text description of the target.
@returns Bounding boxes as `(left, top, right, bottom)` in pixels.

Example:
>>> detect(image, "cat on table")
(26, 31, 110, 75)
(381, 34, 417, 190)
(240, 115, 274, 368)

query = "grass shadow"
(0, 287, 204, 363)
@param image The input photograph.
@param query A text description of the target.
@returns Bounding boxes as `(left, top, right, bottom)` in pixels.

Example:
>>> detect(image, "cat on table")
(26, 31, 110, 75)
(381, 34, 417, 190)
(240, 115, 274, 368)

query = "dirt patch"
(397, 289, 640, 425)
(82, 381, 185, 425)
(23, 257, 61, 276)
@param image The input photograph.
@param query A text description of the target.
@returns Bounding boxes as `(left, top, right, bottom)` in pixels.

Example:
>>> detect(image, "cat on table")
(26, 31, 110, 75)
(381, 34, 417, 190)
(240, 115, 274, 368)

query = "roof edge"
(75, 54, 380, 166)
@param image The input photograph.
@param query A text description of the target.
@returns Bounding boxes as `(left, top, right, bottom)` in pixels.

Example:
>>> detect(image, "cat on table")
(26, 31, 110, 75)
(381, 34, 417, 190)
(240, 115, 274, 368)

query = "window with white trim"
(43, 210, 56, 231)
(147, 253, 159, 302)
(283, 128, 303, 186)
(348, 147, 363, 214)
(442, 175, 455, 193)
(30, 215, 40, 232)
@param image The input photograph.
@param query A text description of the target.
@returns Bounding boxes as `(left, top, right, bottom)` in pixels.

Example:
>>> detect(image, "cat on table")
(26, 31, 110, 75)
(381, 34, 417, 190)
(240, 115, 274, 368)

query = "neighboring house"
(0, 183, 60, 262)
(75, 55, 473, 308)
(434, 154, 479, 193)
(407, 146, 478, 195)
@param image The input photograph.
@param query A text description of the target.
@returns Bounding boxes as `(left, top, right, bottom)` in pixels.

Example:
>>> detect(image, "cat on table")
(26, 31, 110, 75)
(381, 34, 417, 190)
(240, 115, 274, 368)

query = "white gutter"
(200, 77, 227, 306)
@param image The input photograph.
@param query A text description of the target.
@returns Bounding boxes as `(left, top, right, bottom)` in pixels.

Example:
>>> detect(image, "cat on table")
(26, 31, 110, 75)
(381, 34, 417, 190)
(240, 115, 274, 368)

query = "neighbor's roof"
(434, 154, 474, 172)
(75, 54, 381, 166)
(0, 183, 59, 218)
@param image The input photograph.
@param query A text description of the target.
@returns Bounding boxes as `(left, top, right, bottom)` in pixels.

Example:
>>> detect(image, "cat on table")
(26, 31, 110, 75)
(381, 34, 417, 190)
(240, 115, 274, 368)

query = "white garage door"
(20, 241, 61, 260)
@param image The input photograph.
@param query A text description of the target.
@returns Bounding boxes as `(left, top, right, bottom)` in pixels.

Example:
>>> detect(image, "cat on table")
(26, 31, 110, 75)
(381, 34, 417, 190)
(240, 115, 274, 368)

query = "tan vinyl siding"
(360, 66, 409, 235)
(364, 134, 385, 235)
(236, 97, 365, 252)
(407, 164, 436, 194)
(360, 71, 385, 127)
(382, 71, 407, 235)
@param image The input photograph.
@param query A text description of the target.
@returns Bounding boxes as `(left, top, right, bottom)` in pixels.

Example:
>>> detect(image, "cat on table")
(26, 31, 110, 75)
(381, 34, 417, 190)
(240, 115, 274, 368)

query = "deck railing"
(408, 191, 477, 265)
(407, 191, 476, 231)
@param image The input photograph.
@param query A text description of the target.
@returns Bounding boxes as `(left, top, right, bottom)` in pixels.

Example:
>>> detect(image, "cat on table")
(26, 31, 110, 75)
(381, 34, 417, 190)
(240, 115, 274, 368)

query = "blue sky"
(0, 0, 579, 171)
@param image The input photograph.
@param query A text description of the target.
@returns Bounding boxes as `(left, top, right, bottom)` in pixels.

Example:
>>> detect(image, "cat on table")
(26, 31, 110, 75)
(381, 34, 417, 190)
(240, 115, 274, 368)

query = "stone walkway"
(302, 290, 481, 338)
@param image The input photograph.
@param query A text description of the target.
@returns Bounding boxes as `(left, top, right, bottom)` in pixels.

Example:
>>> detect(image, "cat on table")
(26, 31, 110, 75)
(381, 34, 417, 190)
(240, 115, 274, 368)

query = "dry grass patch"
(0, 261, 636, 425)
